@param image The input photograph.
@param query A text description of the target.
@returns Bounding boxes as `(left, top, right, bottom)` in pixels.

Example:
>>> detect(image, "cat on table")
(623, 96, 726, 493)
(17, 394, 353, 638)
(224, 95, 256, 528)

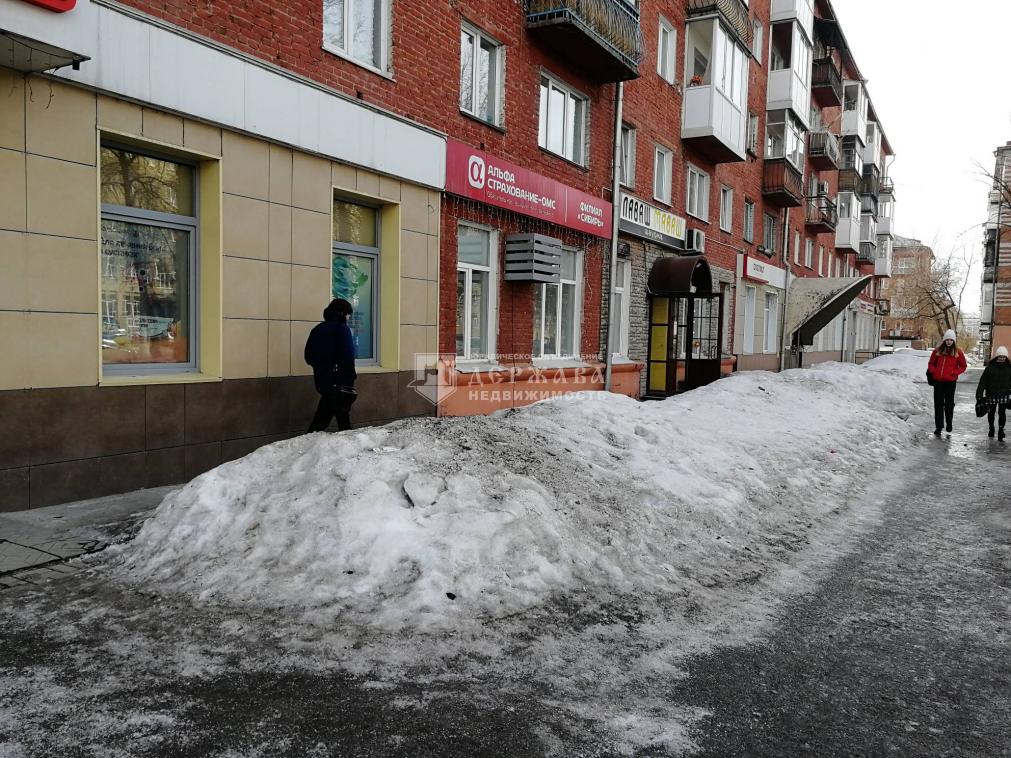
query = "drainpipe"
(604, 81, 624, 392)
(991, 180, 1002, 356)
(778, 208, 792, 372)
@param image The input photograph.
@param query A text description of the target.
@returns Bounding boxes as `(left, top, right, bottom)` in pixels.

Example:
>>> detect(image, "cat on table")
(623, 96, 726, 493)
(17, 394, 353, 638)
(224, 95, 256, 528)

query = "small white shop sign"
(619, 193, 686, 250)
(743, 255, 787, 289)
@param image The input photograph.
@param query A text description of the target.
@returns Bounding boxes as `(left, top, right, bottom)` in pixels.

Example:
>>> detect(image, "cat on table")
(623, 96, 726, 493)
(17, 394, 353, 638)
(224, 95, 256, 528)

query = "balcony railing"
(805, 194, 838, 233)
(858, 241, 876, 263)
(811, 56, 843, 108)
(879, 175, 895, 196)
(687, 0, 753, 48)
(808, 130, 840, 170)
(762, 158, 805, 208)
(984, 265, 996, 283)
(526, 0, 644, 82)
(861, 193, 878, 218)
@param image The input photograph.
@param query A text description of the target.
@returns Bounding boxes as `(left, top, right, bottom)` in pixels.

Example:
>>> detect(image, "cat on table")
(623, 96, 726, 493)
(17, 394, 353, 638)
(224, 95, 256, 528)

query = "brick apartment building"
(880, 236, 935, 351)
(981, 142, 1011, 358)
(0, 0, 898, 510)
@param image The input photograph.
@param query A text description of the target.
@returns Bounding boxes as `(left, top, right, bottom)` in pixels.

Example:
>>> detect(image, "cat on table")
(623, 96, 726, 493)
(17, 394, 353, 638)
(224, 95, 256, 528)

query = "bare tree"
(904, 243, 978, 342)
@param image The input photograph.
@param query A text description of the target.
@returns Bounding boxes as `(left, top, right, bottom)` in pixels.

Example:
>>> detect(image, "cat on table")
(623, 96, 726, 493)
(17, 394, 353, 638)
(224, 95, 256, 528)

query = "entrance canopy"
(786, 276, 873, 346)
(647, 255, 713, 296)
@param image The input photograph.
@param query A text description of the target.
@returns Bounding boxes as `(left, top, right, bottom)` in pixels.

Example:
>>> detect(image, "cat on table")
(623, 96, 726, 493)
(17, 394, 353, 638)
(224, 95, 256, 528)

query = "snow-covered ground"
(862, 349, 933, 382)
(3, 358, 934, 756)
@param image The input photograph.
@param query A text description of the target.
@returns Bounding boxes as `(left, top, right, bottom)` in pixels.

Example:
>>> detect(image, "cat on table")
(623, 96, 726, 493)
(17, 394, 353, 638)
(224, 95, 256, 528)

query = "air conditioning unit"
(685, 229, 706, 253)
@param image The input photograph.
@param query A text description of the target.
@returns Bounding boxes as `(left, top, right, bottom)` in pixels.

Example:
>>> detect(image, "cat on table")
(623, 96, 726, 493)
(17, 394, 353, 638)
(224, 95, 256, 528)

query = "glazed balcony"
(861, 164, 880, 198)
(811, 56, 843, 107)
(763, 158, 805, 208)
(526, 0, 644, 82)
(984, 265, 996, 284)
(805, 194, 838, 233)
(808, 129, 840, 170)
(857, 241, 876, 263)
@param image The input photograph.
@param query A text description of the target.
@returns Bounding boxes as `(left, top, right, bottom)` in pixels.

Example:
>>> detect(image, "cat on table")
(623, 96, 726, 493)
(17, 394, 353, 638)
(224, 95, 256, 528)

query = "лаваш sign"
(23, 0, 76, 11)
(618, 193, 686, 250)
(445, 139, 612, 238)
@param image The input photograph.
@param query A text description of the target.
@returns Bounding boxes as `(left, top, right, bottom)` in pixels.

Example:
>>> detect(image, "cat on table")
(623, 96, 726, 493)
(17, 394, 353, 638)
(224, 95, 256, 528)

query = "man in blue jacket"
(304, 298, 358, 432)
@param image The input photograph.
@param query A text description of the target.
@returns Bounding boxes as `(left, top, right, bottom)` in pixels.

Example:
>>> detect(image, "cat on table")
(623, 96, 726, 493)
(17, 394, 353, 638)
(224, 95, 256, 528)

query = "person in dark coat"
(977, 345, 1011, 439)
(304, 298, 357, 433)
(927, 329, 968, 435)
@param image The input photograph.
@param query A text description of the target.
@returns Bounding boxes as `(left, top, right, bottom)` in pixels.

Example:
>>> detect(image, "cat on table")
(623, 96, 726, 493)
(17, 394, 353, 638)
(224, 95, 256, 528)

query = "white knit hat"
(996, 346, 1009, 359)
(943, 329, 957, 342)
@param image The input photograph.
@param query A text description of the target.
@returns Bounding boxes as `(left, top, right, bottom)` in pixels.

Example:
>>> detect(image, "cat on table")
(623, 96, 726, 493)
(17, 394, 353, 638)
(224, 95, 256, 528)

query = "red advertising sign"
(23, 0, 76, 11)
(445, 138, 612, 239)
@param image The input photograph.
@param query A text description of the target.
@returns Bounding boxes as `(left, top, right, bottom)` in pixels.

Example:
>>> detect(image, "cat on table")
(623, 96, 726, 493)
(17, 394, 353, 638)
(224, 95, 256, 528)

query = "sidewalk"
(0, 486, 172, 588)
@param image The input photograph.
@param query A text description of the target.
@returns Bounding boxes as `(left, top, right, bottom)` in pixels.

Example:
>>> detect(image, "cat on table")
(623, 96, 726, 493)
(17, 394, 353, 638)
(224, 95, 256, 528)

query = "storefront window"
(332, 199, 380, 362)
(457, 224, 494, 361)
(533, 249, 580, 359)
(101, 147, 197, 371)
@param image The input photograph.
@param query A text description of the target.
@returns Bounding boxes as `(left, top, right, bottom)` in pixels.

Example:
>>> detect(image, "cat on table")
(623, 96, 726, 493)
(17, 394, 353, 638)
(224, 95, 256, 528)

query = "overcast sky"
(834, 0, 1011, 314)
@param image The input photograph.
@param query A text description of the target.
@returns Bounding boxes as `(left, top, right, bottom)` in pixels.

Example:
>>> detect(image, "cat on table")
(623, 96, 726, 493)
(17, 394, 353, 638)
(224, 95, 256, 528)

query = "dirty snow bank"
(113, 362, 926, 633)
(863, 350, 932, 382)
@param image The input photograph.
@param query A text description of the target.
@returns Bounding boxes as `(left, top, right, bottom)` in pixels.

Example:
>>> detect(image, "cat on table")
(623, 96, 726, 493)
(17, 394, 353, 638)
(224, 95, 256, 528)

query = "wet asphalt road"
(675, 370, 1011, 757)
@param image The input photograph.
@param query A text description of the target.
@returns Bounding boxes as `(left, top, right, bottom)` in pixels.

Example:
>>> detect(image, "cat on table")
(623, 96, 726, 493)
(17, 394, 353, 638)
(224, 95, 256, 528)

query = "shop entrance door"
(646, 292, 724, 397)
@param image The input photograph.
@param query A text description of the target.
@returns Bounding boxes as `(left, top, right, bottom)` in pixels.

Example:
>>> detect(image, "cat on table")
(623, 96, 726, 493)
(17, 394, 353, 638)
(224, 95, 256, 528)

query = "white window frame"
(533, 248, 583, 360)
(747, 112, 760, 156)
(619, 123, 637, 187)
(794, 230, 801, 264)
(818, 245, 825, 276)
(538, 73, 589, 166)
(654, 145, 673, 204)
(743, 285, 756, 354)
(720, 186, 733, 232)
(459, 23, 504, 126)
(322, 0, 392, 74)
(752, 18, 764, 63)
(456, 222, 498, 363)
(686, 164, 710, 221)
(763, 212, 777, 252)
(764, 292, 779, 354)
(657, 16, 677, 85)
(611, 258, 631, 357)
(805, 239, 813, 268)
(743, 199, 755, 243)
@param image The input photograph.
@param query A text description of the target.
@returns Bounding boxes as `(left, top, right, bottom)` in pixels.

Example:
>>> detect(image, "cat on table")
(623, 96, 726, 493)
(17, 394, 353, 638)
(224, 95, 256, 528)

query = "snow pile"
(113, 362, 926, 633)
(863, 349, 932, 382)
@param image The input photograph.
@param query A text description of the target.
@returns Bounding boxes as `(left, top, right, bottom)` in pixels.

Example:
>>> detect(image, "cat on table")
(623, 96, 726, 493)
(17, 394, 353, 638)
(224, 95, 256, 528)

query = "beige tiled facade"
(0, 65, 441, 393)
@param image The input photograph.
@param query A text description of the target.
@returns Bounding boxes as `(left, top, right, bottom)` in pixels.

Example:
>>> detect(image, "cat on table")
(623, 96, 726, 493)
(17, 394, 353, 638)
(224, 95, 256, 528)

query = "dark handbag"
(975, 399, 988, 418)
(925, 370, 935, 387)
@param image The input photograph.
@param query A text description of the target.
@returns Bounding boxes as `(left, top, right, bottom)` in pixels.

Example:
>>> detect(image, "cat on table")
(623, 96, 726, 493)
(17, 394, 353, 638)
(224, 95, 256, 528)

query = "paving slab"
(0, 486, 174, 576)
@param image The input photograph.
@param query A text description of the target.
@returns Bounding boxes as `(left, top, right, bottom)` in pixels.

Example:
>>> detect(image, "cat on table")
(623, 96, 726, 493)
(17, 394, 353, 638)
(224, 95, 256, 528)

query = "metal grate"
(525, 0, 645, 69)
(504, 233, 562, 283)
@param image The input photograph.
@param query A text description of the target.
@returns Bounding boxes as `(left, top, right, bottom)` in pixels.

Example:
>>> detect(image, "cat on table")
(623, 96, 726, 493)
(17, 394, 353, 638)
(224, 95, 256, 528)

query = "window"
(764, 293, 779, 353)
(610, 259, 631, 357)
(686, 165, 710, 221)
(818, 245, 825, 276)
(100, 146, 197, 373)
(766, 109, 806, 168)
(654, 145, 673, 204)
(805, 239, 813, 268)
(460, 24, 503, 126)
(539, 74, 588, 165)
(620, 124, 636, 187)
(685, 20, 747, 110)
(720, 186, 733, 232)
(323, 0, 389, 71)
(743, 199, 755, 243)
(657, 17, 676, 84)
(456, 224, 496, 361)
(533, 249, 581, 358)
(752, 19, 764, 63)
(333, 199, 381, 362)
(747, 113, 760, 156)
(743, 285, 756, 354)
(762, 212, 776, 252)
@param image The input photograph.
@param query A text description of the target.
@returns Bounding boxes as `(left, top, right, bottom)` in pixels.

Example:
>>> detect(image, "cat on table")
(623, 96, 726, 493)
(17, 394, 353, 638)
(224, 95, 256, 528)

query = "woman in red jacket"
(927, 329, 968, 435)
